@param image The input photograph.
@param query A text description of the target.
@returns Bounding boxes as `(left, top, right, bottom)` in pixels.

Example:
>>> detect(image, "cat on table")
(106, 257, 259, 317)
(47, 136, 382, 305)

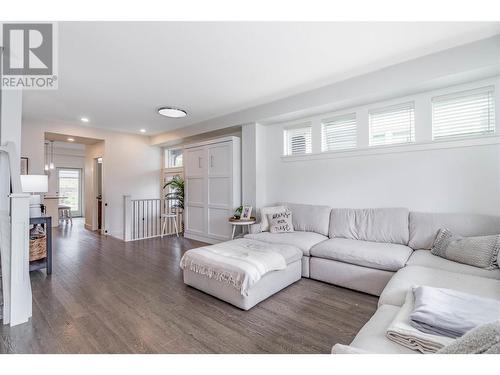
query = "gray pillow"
(431, 228, 500, 269)
(268, 210, 294, 233)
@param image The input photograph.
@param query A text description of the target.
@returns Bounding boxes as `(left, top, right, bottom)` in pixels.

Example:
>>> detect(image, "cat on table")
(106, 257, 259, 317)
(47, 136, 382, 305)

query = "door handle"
(198, 156, 202, 168)
(210, 155, 214, 168)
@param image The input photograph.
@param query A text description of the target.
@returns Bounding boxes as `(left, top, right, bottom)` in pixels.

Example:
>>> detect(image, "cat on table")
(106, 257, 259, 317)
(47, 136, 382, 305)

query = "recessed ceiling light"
(67, 138, 75, 142)
(157, 107, 187, 118)
(140, 129, 146, 133)
(80, 117, 89, 123)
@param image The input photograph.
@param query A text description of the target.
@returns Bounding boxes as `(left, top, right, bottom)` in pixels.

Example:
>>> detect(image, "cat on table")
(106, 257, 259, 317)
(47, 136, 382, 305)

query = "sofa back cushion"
(409, 212, 500, 250)
(278, 202, 331, 236)
(329, 207, 409, 245)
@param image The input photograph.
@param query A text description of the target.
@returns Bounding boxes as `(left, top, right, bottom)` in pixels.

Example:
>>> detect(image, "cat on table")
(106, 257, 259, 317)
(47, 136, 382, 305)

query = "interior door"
(207, 142, 232, 239)
(184, 147, 205, 177)
(57, 168, 83, 217)
(184, 146, 206, 235)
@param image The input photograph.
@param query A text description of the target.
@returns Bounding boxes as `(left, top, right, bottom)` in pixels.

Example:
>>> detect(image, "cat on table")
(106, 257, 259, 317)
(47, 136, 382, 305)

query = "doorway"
(94, 157, 104, 232)
(57, 168, 83, 217)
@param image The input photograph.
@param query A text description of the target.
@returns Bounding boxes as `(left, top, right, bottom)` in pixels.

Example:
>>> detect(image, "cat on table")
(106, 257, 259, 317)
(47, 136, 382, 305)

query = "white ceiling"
(22, 22, 500, 136)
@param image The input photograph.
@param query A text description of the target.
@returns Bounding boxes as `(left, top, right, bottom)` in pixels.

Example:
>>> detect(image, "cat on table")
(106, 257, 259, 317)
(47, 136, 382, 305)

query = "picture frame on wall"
(241, 206, 253, 220)
(21, 157, 29, 175)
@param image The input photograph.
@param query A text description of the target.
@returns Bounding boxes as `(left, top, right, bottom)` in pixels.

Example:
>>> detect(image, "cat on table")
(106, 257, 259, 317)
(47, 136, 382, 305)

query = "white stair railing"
(123, 196, 182, 241)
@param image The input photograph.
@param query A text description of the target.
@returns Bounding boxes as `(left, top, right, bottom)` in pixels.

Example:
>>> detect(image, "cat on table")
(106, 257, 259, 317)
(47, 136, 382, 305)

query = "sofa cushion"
(379, 266, 500, 307)
(406, 250, 500, 280)
(310, 238, 413, 272)
(329, 207, 409, 245)
(278, 202, 331, 236)
(408, 211, 500, 250)
(244, 231, 328, 256)
(349, 304, 417, 354)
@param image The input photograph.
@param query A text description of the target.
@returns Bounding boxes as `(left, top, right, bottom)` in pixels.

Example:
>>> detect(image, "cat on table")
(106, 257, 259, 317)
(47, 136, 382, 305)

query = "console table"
(29, 216, 52, 274)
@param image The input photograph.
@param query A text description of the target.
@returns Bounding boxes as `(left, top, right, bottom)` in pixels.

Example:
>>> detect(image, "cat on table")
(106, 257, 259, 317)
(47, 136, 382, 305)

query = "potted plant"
(233, 205, 243, 219)
(163, 176, 184, 231)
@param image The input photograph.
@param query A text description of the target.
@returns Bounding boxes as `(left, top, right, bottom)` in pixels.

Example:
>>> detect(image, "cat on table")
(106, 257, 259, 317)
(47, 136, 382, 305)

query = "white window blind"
(284, 125, 312, 156)
(432, 86, 495, 140)
(369, 102, 415, 147)
(321, 113, 357, 152)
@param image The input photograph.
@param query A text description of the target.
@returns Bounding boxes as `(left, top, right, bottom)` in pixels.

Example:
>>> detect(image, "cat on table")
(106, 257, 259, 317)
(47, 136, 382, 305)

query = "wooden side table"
(29, 216, 52, 275)
(229, 217, 256, 240)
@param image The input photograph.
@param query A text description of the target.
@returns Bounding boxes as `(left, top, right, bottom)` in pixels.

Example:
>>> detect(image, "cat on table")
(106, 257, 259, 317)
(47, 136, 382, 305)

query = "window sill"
(281, 135, 500, 162)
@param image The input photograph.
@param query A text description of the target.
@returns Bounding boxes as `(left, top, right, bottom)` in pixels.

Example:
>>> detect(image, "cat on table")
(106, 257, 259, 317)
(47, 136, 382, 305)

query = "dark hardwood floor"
(0, 219, 378, 354)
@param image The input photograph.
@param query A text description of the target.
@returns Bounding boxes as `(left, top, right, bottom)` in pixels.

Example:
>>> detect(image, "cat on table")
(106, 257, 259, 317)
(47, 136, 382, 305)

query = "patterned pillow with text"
(268, 210, 294, 233)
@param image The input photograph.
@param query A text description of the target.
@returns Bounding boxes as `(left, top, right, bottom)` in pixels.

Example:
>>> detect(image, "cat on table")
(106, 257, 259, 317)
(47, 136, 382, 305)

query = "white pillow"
(260, 205, 287, 232)
(268, 210, 294, 233)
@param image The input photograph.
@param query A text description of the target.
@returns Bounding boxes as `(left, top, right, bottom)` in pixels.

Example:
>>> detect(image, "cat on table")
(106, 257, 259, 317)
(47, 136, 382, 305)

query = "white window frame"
(431, 85, 496, 141)
(368, 101, 416, 147)
(321, 113, 357, 152)
(164, 147, 183, 169)
(283, 123, 312, 156)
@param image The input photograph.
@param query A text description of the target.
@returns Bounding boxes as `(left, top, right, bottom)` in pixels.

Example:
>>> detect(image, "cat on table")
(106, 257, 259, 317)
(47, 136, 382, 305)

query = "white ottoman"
(181, 239, 303, 310)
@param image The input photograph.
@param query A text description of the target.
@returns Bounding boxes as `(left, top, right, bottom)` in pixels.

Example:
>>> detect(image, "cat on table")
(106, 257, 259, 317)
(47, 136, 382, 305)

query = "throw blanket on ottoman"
(180, 239, 298, 296)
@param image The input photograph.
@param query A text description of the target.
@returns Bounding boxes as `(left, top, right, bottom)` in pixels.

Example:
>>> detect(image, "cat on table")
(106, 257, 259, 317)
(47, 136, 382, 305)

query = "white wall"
(262, 78, 500, 215)
(150, 35, 500, 218)
(21, 122, 161, 239)
(264, 127, 500, 214)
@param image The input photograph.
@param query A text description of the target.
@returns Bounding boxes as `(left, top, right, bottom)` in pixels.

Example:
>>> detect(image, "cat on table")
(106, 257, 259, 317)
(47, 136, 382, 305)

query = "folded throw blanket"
(410, 286, 500, 339)
(437, 320, 500, 354)
(180, 239, 296, 296)
(386, 290, 454, 353)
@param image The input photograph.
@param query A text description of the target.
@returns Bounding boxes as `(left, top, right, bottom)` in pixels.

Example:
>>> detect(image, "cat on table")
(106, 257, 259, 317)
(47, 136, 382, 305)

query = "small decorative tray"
(229, 217, 256, 222)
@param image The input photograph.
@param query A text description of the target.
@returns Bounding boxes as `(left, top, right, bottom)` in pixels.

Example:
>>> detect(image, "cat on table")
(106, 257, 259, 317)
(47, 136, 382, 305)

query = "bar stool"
(161, 212, 179, 238)
(58, 205, 73, 225)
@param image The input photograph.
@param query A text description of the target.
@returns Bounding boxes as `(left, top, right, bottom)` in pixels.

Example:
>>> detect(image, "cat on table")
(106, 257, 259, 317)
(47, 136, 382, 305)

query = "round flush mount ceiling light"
(67, 137, 75, 142)
(140, 129, 146, 133)
(80, 117, 90, 123)
(157, 107, 187, 118)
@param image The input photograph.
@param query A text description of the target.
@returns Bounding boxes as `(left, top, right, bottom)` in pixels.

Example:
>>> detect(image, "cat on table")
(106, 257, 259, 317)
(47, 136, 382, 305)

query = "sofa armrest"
(248, 223, 262, 234)
(331, 344, 371, 354)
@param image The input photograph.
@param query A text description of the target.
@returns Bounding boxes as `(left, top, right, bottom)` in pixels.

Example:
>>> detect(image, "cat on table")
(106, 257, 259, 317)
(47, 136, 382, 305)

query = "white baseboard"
(184, 232, 226, 244)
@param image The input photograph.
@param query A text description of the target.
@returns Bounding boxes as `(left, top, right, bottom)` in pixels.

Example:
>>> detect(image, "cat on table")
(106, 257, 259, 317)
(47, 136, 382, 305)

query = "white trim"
(182, 136, 238, 150)
(183, 231, 222, 244)
(431, 85, 495, 102)
(282, 134, 500, 162)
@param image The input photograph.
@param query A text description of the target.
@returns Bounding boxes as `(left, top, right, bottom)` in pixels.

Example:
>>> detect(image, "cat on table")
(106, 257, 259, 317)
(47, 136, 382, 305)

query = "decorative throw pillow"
(431, 228, 500, 269)
(268, 210, 294, 233)
(260, 205, 287, 232)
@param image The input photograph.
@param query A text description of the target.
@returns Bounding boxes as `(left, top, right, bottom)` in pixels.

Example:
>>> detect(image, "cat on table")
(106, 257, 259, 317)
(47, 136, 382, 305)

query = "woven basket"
(29, 235, 47, 261)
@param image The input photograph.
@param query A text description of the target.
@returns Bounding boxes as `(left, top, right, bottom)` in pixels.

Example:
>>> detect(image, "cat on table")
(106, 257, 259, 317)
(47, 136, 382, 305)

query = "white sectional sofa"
(244, 203, 500, 354)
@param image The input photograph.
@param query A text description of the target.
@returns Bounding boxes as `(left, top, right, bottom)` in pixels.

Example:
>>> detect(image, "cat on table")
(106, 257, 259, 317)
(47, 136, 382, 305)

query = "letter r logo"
(2, 23, 53, 75)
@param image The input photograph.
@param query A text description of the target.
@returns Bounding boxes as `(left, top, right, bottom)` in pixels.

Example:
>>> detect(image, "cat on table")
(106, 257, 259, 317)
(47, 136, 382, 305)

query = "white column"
(8, 193, 32, 326)
(123, 195, 132, 241)
(241, 123, 267, 220)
